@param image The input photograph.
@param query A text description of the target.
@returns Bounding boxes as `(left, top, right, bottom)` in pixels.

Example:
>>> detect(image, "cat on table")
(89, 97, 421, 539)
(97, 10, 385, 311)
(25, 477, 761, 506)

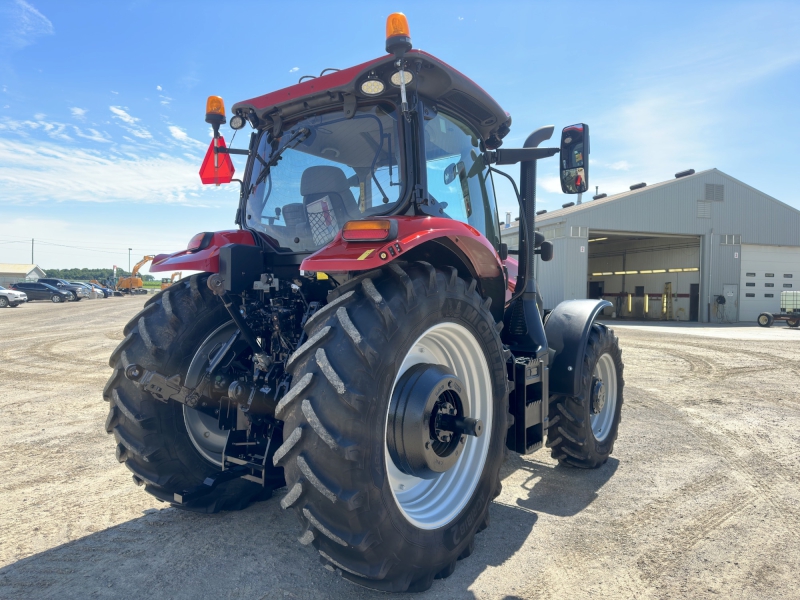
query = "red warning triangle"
(199, 136, 235, 185)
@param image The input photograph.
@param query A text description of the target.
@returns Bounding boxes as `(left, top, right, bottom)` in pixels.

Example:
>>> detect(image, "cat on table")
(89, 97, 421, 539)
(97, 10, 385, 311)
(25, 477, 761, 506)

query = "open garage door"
(587, 232, 701, 321)
(739, 245, 800, 322)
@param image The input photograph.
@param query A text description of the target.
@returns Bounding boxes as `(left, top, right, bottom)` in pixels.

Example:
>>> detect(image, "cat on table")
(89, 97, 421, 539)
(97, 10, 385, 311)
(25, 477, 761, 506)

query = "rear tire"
(0, 297, 7, 308)
(547, 324, 624, 468)
(757, 313, 774, 328)
(278, 262, 508, 592)
(787, 318, 799, 328)
(103, 274, 285, 512)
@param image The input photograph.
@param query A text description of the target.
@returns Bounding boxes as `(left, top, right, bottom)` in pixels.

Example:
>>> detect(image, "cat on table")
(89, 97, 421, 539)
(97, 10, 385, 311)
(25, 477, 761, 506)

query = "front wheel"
(547, 324, 624, 468)
(0, 297, 8, 308)
(757, 313, 774, 328)
(51, 295, 63, 303)
(278, 262, 508, 592)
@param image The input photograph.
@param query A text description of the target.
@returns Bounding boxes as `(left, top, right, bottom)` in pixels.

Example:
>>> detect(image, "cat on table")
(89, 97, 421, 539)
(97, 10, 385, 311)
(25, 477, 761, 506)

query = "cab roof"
(231, 50, 512, 149)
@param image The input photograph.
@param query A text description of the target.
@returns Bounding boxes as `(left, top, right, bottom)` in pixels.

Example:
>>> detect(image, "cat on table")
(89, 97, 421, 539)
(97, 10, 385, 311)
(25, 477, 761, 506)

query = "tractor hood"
(231, 50, 512, 149)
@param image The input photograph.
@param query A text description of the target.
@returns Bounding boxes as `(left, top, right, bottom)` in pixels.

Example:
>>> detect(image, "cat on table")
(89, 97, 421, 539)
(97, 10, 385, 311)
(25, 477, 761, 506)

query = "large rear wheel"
(104, 274, 284, 512)
(277, 262, 508, 592)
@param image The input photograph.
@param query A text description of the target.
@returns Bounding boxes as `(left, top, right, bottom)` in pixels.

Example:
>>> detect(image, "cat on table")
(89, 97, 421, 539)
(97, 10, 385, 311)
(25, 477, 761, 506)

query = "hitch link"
(125, 364, 201, 407)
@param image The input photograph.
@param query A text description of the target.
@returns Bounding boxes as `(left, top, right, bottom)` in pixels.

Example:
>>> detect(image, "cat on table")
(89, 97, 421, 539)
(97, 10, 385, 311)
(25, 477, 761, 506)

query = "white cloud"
(0, 138, 211, 205)
(609, 160, 630, 171)
(156, 85, 162, 91)
(109, 106, 151, 139)
(168, 125, 204, 148)
(0, 0, 54, 53)
(34, 112, 46, 120)
(289, 67, 299, 73)
(72, 126, 111, 143)
(159, 94, 172, 106)
(110, 90, 119, 95)
(70, 107, 87, 119)
(0, 117, 71, 141)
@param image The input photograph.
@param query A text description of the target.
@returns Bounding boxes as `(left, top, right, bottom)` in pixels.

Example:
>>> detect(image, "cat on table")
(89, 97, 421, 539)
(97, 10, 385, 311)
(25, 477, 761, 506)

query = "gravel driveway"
(1, 298, 798, 599)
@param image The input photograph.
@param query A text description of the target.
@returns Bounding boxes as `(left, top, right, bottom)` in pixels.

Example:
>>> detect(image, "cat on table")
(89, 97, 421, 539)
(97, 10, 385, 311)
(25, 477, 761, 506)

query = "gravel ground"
(1, 297, 798, 599)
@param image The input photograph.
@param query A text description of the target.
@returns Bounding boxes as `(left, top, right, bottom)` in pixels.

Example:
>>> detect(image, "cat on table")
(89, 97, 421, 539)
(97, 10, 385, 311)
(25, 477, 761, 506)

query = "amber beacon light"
(385, 12, 412, 56)
(205, 95, 226, 126)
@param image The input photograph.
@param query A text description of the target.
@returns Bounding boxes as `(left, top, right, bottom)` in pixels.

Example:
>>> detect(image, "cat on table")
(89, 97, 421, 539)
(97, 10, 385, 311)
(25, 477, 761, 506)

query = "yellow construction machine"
(160, 271, 183, 290)
(117, 255, 155, 294)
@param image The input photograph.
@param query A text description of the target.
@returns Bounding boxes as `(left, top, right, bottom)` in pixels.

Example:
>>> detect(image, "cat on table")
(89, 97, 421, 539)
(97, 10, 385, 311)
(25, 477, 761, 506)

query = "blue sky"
(1, 0, 798, 272)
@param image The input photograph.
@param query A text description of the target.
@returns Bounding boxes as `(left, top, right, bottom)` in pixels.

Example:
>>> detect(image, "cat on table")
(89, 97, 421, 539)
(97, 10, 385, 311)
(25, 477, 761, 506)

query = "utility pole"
(31, 239, 34, 264)
(128, 248, 132, 275)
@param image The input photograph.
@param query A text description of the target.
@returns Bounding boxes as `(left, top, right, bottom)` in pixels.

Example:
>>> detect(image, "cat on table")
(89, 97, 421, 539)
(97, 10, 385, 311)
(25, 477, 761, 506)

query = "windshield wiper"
(253, 128, 310, 188)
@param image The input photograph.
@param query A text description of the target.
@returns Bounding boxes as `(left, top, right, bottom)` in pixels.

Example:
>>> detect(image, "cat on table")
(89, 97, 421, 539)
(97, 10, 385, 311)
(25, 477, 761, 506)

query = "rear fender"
(544, 299, 612, 397)
(300, 216, 506, 321)
(150, 230, 256, 273)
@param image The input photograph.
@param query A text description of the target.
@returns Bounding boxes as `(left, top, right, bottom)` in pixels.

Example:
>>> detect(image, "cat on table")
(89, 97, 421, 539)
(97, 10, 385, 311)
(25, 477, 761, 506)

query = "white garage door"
(740, 245, 800, 321)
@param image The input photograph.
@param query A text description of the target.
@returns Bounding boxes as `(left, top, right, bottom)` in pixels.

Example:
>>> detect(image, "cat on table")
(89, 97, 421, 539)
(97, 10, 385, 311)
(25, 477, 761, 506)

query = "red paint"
(150, 230, 255, 273)
(232, 50, 501, 118)
(199, 137, 235, 185)
(301, 216, 503, 278)
(503, 256, 519, 303)
(233, 56, 388, 113)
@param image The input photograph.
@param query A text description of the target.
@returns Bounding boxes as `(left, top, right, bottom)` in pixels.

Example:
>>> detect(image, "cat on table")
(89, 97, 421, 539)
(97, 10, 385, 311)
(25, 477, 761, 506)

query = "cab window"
(424, 111, 500, 248)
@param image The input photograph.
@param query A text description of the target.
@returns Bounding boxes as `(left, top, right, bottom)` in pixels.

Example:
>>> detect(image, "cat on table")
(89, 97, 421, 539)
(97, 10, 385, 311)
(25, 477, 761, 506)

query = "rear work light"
(187, 232, 214, 252)
(341, 220, 397, 242)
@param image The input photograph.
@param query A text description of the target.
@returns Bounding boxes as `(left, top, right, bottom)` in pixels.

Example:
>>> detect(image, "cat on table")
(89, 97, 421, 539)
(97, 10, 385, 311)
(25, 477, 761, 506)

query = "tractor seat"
(300, 166, 361, 245)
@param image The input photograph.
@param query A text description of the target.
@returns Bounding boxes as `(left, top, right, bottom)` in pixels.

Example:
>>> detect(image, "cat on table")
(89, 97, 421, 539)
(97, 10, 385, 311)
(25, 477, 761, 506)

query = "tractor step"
(506, 355, 550, 455)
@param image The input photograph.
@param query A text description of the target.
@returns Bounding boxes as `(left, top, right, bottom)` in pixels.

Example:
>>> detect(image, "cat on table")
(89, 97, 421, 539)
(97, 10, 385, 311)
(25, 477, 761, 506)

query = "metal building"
(500, 169, 800, 323)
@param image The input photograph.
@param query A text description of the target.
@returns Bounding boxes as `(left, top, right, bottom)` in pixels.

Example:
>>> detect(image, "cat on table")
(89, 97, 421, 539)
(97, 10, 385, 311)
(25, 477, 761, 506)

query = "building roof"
(531, 168, 800, 224)
(0, 264, 45, 275)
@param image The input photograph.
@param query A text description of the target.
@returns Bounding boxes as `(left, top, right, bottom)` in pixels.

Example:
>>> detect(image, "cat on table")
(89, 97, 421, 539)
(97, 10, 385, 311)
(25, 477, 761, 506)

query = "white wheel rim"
(385, 322, 493, 530)
(590, 353, 617, 442)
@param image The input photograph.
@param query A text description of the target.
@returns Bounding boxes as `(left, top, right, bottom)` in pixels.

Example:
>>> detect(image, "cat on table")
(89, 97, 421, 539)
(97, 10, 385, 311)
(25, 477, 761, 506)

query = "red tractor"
(105, 13, 623, 593)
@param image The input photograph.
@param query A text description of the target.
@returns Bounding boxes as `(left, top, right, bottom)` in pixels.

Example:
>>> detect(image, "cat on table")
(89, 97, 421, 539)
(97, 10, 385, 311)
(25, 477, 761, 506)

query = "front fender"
(544, 299, 612, 397)
(150, 230, 256, 273)
(299, 216, 504, 281)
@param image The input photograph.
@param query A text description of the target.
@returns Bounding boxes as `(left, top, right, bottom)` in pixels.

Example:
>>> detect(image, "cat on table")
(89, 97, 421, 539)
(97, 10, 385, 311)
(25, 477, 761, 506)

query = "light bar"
(588, 237, 608, 243)
(342, 219, 397, 242)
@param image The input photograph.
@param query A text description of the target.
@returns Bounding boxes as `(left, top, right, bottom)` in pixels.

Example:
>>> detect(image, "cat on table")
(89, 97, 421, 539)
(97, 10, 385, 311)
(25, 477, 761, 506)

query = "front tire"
(104, 274, 284, 512)
(51, 295, 62, 303)
(0, 297, 8, 308)
(547, 324, 624, 468)
(277, 262, 508, 592)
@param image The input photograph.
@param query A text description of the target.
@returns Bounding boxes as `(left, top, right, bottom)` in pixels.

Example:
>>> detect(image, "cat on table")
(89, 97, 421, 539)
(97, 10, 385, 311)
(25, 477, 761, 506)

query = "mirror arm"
(484, 147, 559, 166)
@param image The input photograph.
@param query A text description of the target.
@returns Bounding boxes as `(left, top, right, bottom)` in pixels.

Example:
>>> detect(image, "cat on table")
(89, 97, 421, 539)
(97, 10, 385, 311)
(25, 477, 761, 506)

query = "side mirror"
(498, 243, 508, 261)
(559, 123, 589, 194)
(538, 241, 554, 262)
(443, 162, 458, 185)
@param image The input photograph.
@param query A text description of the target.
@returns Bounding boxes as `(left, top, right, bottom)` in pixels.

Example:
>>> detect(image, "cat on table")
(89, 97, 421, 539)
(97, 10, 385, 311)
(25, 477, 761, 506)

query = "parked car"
(37, 278, 89, 301)
(86, 282, 113, 298)
(11, 282, 71, 303)
(69, 281, 99, 299)
(0, 285, 27, 307)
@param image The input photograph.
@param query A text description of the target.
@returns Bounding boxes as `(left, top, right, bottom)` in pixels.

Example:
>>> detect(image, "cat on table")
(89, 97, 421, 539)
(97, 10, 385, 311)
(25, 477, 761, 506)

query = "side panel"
(544, 299, 612, 397)
(150, 230, 256, 273)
